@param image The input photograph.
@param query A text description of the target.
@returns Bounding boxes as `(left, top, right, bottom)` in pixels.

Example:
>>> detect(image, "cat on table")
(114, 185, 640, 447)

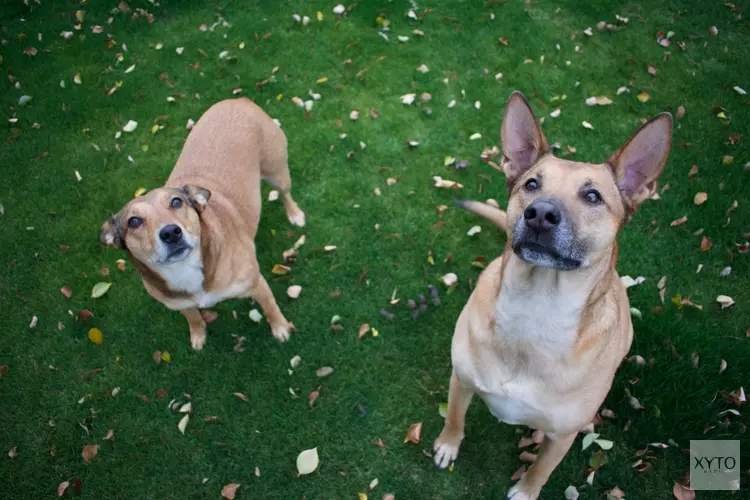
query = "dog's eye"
(584, 190, 602, 204)
(128, 216, 143, 229)
(170, 198, 183, 209)
(524, 179, 539, 192)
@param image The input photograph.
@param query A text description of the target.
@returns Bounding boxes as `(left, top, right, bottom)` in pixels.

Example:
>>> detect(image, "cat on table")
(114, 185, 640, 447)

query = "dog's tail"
(455, 200, 508, 231)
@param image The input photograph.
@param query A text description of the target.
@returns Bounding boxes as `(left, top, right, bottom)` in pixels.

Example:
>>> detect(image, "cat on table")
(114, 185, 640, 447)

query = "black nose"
(524, 200, 562, 233)
(159, 224, 183, 244)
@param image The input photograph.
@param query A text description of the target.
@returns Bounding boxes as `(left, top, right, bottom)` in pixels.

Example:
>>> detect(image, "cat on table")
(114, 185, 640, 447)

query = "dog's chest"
(193, 282, 249, 308)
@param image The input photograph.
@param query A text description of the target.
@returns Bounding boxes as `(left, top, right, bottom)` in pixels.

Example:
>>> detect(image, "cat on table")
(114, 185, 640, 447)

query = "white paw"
(288, 211, 306, 227)
(190, 333, 206, 351)
(507, 478, 539, 500)
(433, 439, 460, 470)
(271, 323, 291, 342)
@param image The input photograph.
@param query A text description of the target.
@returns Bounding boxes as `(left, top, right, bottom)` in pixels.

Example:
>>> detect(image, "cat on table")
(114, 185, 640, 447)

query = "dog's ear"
(181, 185, 211, 212)
(608, 113, 672, 211)
(500, 91, 549, 186)
(100, 213, 126, 249)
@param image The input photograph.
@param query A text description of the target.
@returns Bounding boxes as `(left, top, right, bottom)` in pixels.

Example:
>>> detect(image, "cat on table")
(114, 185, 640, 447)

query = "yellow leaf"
(636, 91, 650, 103)
(133, 187, 147, 197)
(317, 11, 324, 21)
(151, 124, 159, 134)
(141, 144, 148, 152)
(717, 111, 727, 119)
(371, 328, 379, 337)
(88, 328, 103, 345)
(160, 351, 171, 363)
(426, 254, 434, 265)
(358, 494, 368, 500)
(272, 264, 291, 275)
(238, 41, 245, 49)
(316, 76, 328, 84)
(276, 93, 284, 101)
(671, 293, 682, 309)
(91, 282, 112, 298)
(75, 10, 86, 23)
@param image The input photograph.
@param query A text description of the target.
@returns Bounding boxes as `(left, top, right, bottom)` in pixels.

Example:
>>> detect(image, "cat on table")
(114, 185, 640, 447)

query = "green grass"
(0, 0, 748, 498)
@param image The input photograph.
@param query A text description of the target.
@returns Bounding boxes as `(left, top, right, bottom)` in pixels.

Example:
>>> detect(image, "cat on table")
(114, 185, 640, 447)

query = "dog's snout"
(159, 224, 183, 244)
(524, 200, 561, 233)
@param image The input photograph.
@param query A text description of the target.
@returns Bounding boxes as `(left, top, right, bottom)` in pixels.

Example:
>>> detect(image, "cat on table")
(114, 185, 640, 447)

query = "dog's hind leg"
(261, 138, 306, 227)
(433, 371, 474, 470)
(506, 431, 576, 500)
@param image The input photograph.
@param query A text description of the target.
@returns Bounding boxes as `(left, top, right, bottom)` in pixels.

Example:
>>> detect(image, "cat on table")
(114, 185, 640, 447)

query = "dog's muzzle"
(512, 198, 583, 270)
(158, 224, 193, 262)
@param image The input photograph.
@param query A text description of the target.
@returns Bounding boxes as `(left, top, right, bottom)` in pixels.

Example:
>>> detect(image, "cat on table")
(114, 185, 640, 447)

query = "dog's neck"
(494, 248, 616, 352)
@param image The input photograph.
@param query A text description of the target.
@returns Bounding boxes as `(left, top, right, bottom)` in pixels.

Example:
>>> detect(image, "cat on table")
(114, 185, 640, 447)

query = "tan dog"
(100, 98, 306, 350)
(433, 92, 672, 499)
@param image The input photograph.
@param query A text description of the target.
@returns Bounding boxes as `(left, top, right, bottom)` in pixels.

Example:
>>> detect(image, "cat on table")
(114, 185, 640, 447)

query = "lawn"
(0, 0, 748, 498)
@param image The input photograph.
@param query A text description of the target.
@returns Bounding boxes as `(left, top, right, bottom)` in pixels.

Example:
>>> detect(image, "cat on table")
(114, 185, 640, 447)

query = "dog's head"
(99, 185, 211, 266)
(500, 91, 672, 271)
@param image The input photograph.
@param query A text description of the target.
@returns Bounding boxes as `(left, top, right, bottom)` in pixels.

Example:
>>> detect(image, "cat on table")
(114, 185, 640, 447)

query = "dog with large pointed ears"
(433, 91, 672, 499)
(99, 98, 306, 350)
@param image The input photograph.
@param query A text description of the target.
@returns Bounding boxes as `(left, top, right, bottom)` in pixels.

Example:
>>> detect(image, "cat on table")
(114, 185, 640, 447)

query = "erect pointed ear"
(500, 91, 549, 186)
(99, 213, 126, 249)
(608, 113, 673, 211)
(181, 185, 211, 212)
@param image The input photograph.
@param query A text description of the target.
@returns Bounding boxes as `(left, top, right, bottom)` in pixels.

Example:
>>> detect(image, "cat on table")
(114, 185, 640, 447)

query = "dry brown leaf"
(60, 286, 72, 299)
(358, 323, 370, 339)
(81, 444, 99, 462)
(309, 388, 320, 407)
(221, 483, 241, 499)
(693, 192, 708, 205)
(700, 236, 712, 251)
(404, 422, 422, 444)
(670, 216, 688, 227)
(673, 482, 695, 500)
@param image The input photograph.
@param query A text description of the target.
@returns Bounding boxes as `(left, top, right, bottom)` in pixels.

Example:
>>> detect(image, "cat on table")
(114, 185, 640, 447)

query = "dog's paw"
(271, 322, 291, 342)
(507, 477, 540, 500)
(433, 438, 460, 471)
(287, 210, 306, 227)
(190, 331, 207, 351)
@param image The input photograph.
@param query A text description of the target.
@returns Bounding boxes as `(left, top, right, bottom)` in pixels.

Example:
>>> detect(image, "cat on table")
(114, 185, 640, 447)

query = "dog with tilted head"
(100, 98, 306, 350)
(433, 91, 672, 499)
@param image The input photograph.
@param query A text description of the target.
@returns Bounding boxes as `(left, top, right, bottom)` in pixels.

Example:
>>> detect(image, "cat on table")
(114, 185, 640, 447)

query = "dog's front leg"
(181, 307, 207, 351)
(433, 370, 474, 470)
(507, 431, 577, 500)
(248, 275, 291, 342)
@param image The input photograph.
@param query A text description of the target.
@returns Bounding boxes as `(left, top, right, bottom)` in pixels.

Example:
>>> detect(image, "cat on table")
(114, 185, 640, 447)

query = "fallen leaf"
(700, 236, 712, 251)
(442, 273, 458, 287)
(467, 226, 481, 237)
(248, 309, 263, 323)
(221, 483, 240, 499)
(296, 447, 319, 475)
(637, 92, 651, 103)
(8, 446, 18, 459)
(564, 486, 580, 500)
(582, 121, 594, 129)
(81, 444, 99, 462)
(178, 414, 189, 435)
(233, 392, 249, 402)
(103, 429, 114, 441)
(404, 422, 422, 444)
(400, 93, 416, 105)
(673, 482, 695, 500)
(309, 388, 320, 407)
(272, 264, 291, 275)
(87, 328, 103, 345)
(433, 176, 464, 189)
(116, 259, 127, 271)
(316, 366, 333, 377)
(676, 106, 685, 120)
(287, 285, 302, 299)
(358, 323, 370, 339)
(91, 282, 112, 298)
(57, 481, 70, 496)
(608, 487, 626, 499)
(648, 64, 657, 76)
(122, 120, 138, 132)
(716, 295, 735, 309)
(670, 216, 688, 227)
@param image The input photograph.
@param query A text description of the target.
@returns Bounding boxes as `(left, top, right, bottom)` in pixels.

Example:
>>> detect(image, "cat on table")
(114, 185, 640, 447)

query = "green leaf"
(594, 438, 614, 450)
(18, 95, 32, 106)
(589, 450, 608, 470)
(438, 403, 448, 419)
(91, 282, 112, 298)
(581, 432, 600, 451)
